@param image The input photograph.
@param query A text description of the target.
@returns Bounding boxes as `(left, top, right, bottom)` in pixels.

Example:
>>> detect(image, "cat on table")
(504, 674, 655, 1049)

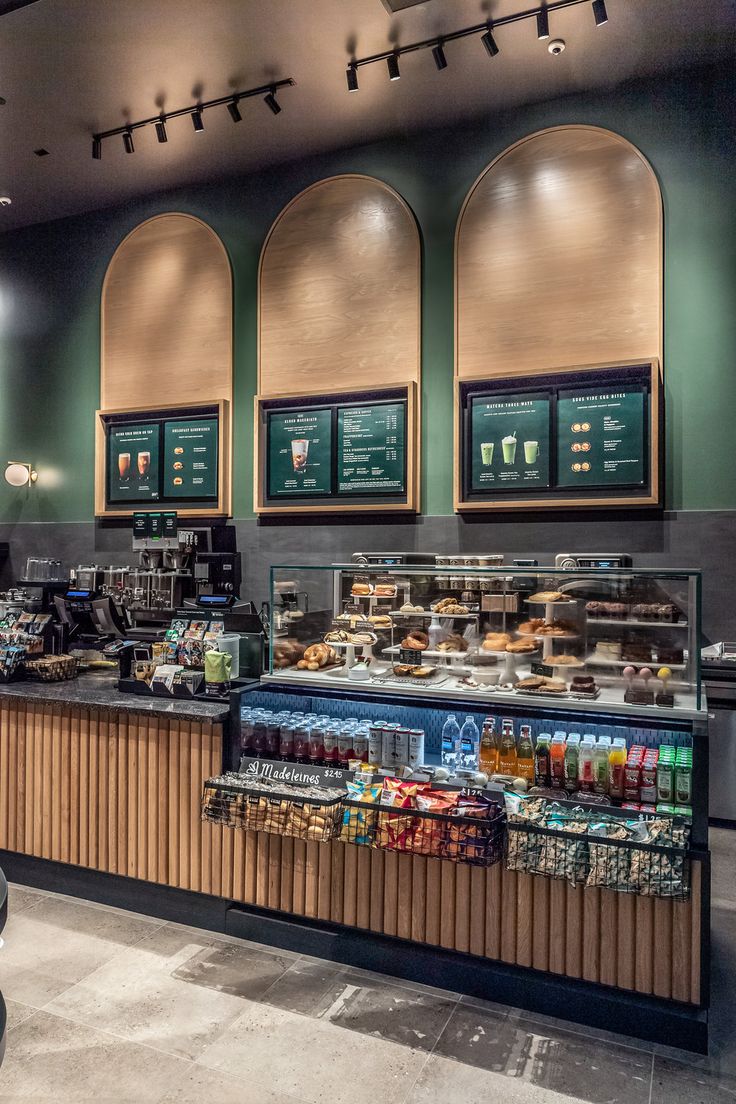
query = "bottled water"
(441, 714, 461, 772)
(459, 716, 480, 771)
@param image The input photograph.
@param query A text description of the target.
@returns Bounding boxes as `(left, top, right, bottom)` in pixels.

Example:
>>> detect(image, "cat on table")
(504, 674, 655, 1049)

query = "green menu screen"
(337, 402, 406, 494)
(556, 387, 645, 488)
(470, 393, 550, 492)
(107, 423, 160, 502)
(267, 408, 333, 496)
(163, 417, 219, 499)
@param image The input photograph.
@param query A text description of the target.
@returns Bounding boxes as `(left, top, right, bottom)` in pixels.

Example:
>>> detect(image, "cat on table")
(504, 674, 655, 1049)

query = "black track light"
(537, 8, 550, 38)
(592, 0, 608, 26)
(264, 89, 281, 115)
(346, 64, 359, 92)
(155, 116, 168, 143)
(191, 108, 204, 132)
(387, 52, 400, 81)
(92, 136, 102, 160)
(227, 97, 242, 123)
(123, 129, 134, 154)
(481, 27, 499, 57)
(432, 42, 447, 70)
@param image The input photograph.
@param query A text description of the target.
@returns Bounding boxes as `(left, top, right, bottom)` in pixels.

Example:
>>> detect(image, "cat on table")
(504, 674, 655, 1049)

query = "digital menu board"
(469, 393, 550, 492)
(556, 386, 646, 488)
(107, 423, 160, 502)
(267, 408, 332, 496)
(337, 402, 406, 495)
(163, 417, 219, 499)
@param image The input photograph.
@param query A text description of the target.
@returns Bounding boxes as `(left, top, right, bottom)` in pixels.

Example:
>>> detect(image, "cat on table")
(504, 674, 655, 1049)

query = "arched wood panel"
(455, 126, 663, 379)
(101, 213, 233, 409)
(259, 175, 421, 396)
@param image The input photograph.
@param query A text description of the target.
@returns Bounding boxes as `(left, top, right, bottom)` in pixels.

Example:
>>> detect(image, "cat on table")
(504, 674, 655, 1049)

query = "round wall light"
(4, 462, 38, 487)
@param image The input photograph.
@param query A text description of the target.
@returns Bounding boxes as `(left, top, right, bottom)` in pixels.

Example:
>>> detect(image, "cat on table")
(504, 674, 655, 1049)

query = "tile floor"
(0, 828, 734, 1103)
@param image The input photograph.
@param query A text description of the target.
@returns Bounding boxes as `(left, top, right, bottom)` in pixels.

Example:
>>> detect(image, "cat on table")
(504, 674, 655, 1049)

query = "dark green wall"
(1, 61, 734, 523)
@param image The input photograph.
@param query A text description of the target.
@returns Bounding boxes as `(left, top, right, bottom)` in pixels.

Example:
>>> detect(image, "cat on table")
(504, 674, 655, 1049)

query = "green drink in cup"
(480, 442, 494, 466)
(502, 434, 517, 465)
(524, 440, 539, 465)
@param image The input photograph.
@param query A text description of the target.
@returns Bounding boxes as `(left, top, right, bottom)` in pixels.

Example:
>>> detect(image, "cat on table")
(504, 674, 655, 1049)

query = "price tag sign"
(238, 756, 354, 788)
(399, 648, 423, 665)
(532, 661, 554, 677)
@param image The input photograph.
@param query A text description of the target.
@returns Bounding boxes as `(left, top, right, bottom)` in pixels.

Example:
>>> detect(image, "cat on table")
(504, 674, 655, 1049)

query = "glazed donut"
(401, 633, 428, 651)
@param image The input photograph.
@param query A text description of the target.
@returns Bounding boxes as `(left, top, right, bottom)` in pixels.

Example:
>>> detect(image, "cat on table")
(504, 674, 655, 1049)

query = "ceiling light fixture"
(592, 0, 608, 26)
(91, 77, 296, 158)
(122, 128, 135, 154)
(346, 0, 596, 88)
(264, 88, 281, 114)
(432, 42, 448, 70)
(481, 27, 500, 57)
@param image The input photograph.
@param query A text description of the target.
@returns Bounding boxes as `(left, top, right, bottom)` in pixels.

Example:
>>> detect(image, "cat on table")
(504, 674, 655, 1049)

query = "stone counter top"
(0, 670, 231, 723)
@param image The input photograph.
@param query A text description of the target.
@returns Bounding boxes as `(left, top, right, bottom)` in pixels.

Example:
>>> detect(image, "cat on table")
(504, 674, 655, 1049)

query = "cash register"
(54, 588, 130, 642)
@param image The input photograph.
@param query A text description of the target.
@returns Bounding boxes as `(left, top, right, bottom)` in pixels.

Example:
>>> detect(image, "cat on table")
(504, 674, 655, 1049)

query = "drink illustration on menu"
(107, 423, 160, 502)
(470, 393, 550, 492)
(557, 387, 645, 487)
(267, 408, 332, 496)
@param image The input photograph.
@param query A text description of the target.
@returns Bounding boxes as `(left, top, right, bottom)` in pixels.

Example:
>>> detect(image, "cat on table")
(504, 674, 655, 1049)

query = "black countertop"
(0, 671, 231, 723)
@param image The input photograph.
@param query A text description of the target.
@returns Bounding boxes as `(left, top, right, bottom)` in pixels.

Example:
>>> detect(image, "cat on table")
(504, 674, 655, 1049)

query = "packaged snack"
(185, 620, 208, 639)
(204, 649, 232, 696)
(341, 779, 382, 844)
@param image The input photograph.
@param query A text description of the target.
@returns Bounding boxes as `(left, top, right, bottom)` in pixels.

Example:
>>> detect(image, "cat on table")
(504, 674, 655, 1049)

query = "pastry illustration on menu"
(470, 393, 550, 492)
(557, 386, 645, 487)
(163, 417, 219, 499)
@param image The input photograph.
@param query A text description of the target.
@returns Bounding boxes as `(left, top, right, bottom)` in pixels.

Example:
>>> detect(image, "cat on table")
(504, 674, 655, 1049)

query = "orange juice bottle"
(479, 717, 499, 775)
(550, 734, 566, 790)
(608, 737, 627, 799)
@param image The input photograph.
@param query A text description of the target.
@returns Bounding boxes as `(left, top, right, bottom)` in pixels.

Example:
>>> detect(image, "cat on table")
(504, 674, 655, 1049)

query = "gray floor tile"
(0, 894, 163, 1007)
(505, 1008, 655, 1056)
(0, 1009, 204, 1102)
(4, 997, 38, 1031)
(651, 1056, 736, 1103)
(407, 1053, 596, 1103)
(433, 1004, 652, 1104)
(308, 968, 457, 1052)
(45, 925, 270, 1061)
(172, 937, 296, 1000)
(157, 1060, 308, 1104)
(262, 957, 345, 1014)
(197, 1001, 428, 1104)
(7, 882, 47, 915)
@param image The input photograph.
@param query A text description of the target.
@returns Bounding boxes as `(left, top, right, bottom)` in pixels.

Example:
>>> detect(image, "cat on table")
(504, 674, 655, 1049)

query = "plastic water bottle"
(459, 716, 480, 771)
(441, 714, 461, 773)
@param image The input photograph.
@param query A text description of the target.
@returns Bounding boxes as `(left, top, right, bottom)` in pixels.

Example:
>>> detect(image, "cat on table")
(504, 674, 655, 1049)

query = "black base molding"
(0, 849, 708, 1054)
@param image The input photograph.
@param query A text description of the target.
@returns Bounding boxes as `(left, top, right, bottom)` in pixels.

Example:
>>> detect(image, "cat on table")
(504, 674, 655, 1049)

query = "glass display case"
(266, 564, 703, 716)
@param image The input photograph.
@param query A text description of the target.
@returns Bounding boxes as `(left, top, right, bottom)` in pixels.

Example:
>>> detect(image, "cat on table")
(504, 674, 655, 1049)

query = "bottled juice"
(564, 733, 580, 792)
(608, 737, 627, 799)
(497, 718, 518, 775)
(534, 734, 551, 787)
(593, 737, 611, 795)
(479, 717, 500, 775)
(550, 734, 566, 790)
(516, 724, 535, 783)
(578, 736, 595, 792)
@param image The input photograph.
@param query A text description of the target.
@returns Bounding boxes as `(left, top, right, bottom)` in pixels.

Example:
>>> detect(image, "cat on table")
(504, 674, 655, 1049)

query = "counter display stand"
(242, 563, 709, 1050)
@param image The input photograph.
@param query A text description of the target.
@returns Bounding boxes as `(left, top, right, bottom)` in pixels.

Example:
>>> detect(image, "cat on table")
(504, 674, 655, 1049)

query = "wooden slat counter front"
(0, 676, 702, 1009)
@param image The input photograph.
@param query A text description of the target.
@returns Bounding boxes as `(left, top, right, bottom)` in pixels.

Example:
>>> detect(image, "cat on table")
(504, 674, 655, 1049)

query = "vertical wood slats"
(0, 698, 701, 1007)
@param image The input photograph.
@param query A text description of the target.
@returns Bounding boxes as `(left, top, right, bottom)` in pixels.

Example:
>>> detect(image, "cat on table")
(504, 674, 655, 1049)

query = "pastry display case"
(265, 563, 703, 717)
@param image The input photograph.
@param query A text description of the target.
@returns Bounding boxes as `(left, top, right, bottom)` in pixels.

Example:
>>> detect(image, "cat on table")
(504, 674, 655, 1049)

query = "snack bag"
(413, 790, 456, 857)
(341, 779, 381, 845)
(204, 649, 232, 697)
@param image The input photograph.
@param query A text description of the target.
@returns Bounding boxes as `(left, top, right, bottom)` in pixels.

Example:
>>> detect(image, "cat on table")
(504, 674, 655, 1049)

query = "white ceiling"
(0, 0, 733, 230)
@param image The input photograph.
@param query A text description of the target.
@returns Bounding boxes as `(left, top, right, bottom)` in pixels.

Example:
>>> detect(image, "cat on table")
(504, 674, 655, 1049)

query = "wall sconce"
(4, 462, 38, 487)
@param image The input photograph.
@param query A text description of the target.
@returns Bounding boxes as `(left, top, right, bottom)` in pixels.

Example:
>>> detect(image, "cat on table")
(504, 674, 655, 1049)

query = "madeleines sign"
(457, 361, 660, 510)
